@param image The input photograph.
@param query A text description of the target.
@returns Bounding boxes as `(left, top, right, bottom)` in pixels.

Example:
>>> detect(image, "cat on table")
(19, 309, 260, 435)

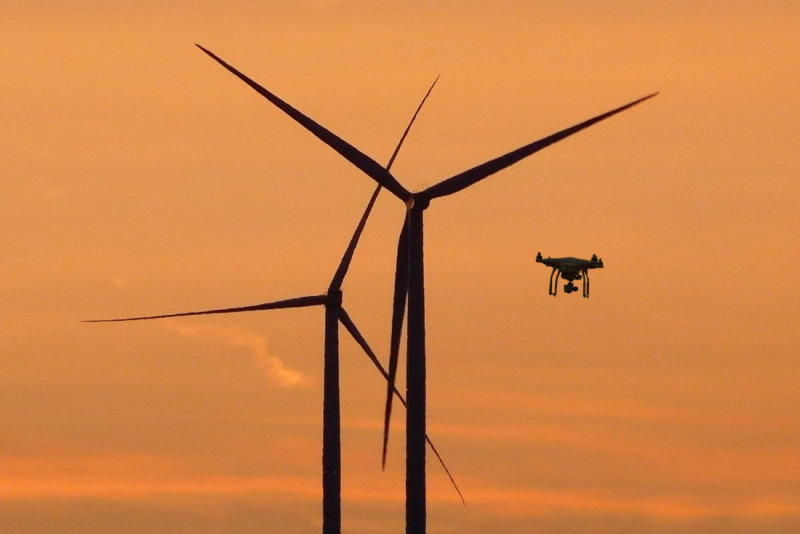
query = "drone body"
(536, 252, 603, 297)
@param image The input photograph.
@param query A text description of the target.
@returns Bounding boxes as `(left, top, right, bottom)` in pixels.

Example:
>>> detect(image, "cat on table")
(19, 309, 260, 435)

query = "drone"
(536, 252, 604, 298)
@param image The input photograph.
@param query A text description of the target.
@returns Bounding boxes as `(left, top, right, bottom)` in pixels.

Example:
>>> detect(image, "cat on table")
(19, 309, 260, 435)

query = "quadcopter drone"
(536, 252, 604, 298)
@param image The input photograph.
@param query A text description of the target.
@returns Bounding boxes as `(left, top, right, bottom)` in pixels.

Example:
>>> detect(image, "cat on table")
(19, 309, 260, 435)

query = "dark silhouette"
(86, 76, 464, 534)
(193, 43, 657, 534)
(536, 252, 604, 297)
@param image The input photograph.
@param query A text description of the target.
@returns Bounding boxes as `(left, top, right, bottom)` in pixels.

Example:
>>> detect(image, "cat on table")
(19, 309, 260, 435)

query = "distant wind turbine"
(86, 76, 464, 534)
(192, 43, 657, 534)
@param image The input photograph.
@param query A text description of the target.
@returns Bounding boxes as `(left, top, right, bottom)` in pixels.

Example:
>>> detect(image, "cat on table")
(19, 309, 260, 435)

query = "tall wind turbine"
(86, 76, 463, 534)
(193, 43, 657, 534)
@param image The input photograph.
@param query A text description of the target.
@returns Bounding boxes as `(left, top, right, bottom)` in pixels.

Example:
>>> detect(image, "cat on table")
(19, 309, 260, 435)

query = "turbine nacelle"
(324, 289, 343, 306)
(405, 194, 430, 212)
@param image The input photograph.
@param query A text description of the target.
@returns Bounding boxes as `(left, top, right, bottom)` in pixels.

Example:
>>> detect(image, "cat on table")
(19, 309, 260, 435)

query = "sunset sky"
(3, 1, 799, 532)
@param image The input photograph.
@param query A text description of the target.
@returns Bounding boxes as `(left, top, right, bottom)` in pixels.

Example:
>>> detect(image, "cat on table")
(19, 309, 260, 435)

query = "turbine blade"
(196, 44, 410, 202)
(337, 307, 387, 378)
(382, 216, 410, 468)
(423, 428, 466, 506)
(338, 307, 465, 505)
(420, 92, 659, 200)
(83, 294, 326, 322)
(385, 75, 439, 172)
(328, 77, 438, 291)
(329, 184, 382, 292)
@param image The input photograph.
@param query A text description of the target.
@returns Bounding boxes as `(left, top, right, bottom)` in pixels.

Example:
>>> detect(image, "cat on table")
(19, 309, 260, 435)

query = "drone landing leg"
(549, 267, 557, 296)
(583, 269, 589, 298)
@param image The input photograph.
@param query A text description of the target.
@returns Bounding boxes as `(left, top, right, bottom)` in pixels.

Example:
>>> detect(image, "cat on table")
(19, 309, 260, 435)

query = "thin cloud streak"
(0, 451, 318, 500)
(159, 320, 310, 388)
(439, 387, 798, 432)
(6, 452, 798, 524)
(459, 482, 800, 520)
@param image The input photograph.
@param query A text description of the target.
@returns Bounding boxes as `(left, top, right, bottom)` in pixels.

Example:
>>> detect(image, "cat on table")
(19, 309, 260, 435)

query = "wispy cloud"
(445, 480, 800, 520)
(0, 452, 319, 500)
(160, 321, 310, 388)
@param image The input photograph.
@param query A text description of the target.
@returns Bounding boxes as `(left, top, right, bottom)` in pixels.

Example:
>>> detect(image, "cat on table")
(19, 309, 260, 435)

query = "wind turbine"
(193, 43, 657, 533)
(86, 76, 463, 534)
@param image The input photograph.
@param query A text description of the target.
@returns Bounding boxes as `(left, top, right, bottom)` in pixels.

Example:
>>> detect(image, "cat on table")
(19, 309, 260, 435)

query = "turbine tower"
(87, 76, 463, 534)
(194, 44, 657, 533)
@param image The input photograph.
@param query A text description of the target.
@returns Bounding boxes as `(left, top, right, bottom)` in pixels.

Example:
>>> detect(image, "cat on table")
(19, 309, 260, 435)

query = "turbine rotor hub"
(406, 194, 430, 211)
(325, 289, 343, 306)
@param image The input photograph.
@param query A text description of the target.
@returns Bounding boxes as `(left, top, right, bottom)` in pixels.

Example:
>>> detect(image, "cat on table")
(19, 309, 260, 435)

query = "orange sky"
(3, 1, 799, 532)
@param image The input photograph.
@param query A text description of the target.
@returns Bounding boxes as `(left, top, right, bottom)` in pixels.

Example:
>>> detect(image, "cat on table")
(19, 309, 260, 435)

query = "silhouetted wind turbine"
(86, 76, 464, 534)
(193, 43, 657, 534)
